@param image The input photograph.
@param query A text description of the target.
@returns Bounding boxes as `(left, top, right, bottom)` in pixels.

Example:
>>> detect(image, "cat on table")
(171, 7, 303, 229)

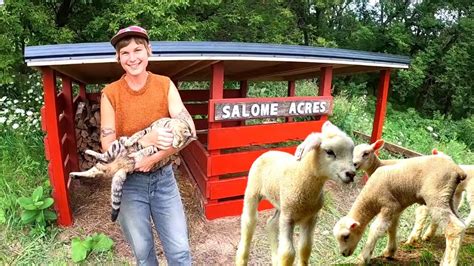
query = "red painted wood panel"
(87, 92, 101, 102)
(209, 146, 296, 176)
(208, 120, 324, 150)
(61, 76, 79, 172)
(205, 199, 273, 220)
(286, 81, 296, 122)
(208, 177, 247, 199)
(185, 103, 208, 116)
(193, 118, 208, 130)
(371, 69, 391, 143)
(181, 147, 208, 197)
(182, 140, 208, 176)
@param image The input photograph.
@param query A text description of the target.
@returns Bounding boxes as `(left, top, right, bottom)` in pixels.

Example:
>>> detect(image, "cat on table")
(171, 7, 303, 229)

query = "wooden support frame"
(41, 67, 73, 226)
(286, 80, 296, 122)
(371, 69, 391, 143)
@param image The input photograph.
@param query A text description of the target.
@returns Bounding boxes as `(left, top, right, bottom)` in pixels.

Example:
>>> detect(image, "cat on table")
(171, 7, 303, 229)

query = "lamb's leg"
(464, 190, 473, 227)
(384, 214, 400, 258)
(358, 212, 391, 264)
(266, 210, 280, 266)
(278, 213, 296, 266)
(406, 205, 429, 244)
(422, 222, 439, 241)
(236, 191, 260, 266)
(297, 214, 318, 266)
(440, 213, 465, 266)
(110, 169, 127, 222)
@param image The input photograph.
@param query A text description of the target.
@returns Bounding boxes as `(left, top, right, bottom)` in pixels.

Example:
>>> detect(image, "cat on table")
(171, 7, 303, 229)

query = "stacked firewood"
(75, 100, 101, 171)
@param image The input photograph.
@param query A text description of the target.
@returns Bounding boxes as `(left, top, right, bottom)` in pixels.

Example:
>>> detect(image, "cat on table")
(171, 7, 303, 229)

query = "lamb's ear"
(321, 120, 336, 132)
(295, 133, 321, 161)
(349, 221, 360, 230)
(371, 139, 385, 152)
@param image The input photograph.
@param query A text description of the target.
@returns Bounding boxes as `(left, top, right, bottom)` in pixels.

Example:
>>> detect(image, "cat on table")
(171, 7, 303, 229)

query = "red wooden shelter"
(25, 41, 410, 226)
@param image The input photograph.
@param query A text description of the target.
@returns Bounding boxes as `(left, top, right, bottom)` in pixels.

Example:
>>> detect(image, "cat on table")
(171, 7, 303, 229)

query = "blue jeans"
(118, 164, 191, 265)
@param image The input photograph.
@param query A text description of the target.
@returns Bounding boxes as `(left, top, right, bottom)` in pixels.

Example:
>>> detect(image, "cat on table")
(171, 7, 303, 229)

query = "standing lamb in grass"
(235, 121, 356, 266)
(352, 139, 397, 176)
(333, 154, 466, 266)
(406, 149, 474, 244)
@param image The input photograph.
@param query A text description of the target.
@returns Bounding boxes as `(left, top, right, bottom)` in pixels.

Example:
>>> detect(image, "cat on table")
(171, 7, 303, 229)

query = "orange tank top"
(102, 72, 170, 137)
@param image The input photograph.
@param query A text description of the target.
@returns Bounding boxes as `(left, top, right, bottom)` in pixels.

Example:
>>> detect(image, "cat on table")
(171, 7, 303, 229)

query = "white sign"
(214, 99, 332, 121)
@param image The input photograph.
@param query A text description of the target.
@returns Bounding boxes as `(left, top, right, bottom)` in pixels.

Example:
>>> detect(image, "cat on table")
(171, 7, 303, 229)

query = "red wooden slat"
(319, 66, 333, 96)
(79, 83, 87, 101)
(180, 90, 209, 101)
(61, 76, 79, 172)
(185, 103, 208, 116)
(208, 176, 247, 199)
(193, 118, 208, 130)
(197, 134, 207, 144)
(205, 199, 273, 220)
(87, 92, 101, 102)
(371, 69, 391, 143)
(56, 92, 65, 114)
(209, 146, 296, 176)
(208, 120, 324, 150)
(181, 147, 208, 197)
(286, 81, 295, 122)
(182, 141, 208, 176)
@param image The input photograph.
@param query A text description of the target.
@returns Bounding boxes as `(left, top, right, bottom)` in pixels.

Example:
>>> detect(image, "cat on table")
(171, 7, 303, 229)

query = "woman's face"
(117, 39, 151, 77)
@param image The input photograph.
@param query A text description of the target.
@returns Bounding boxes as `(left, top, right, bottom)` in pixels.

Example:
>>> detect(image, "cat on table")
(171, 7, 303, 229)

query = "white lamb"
(333, 154, 466, 266)
(235, 121, 356, 266)
(406, 149, 474, 244)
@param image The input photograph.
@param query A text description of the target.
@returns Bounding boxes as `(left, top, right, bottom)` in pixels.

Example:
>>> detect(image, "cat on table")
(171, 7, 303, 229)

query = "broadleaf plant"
(17, 186, 57, 228)
(71, 233, 114, 262)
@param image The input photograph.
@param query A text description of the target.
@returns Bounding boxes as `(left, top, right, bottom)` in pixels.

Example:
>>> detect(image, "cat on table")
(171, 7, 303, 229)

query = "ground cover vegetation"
(0, 0, 472, 263)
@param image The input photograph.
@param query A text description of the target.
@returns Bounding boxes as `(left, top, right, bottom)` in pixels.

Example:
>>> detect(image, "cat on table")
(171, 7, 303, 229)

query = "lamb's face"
(318, 124, 356, 183)
(353, 144, 374, 171)
(170, 119, 193, 149)
(333, 216, 362, 257)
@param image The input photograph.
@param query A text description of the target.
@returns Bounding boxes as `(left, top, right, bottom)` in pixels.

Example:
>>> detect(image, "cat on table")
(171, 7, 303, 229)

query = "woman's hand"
(134, 155, 158, 172)
(138, 127, 174, 150)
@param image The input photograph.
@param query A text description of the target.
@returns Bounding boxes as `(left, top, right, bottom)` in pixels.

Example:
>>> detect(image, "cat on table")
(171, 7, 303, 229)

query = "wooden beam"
(353, 131, 422, 158)
(171, 60, 219, 81)
(231, 62, 323, 80)
(286, 80, 295, 122)
(371, 69, 391, 143)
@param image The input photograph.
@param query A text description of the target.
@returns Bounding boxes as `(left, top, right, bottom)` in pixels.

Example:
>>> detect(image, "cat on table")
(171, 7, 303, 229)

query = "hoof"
(111, 209, 120, 222)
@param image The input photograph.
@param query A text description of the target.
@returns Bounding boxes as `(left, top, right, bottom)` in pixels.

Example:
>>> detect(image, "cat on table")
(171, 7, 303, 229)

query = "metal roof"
(25, 41, 410, 84)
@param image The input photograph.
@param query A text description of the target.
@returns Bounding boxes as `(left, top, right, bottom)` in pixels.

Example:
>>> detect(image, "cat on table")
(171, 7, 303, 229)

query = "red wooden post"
(41, 67, 73, 226)
(318, 66, 333, 122)
(239, 80, 248, 126)
(286, 80, 295, 122)
(62, 76, 79, 172)
(370, 69, 391, 144)
(79, 83, 86, 101)
(208, 62, 224, 176)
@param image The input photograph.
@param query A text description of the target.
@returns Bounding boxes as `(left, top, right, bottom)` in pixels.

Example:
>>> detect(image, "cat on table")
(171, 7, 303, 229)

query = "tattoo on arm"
(101, 127, 116, 138)
(176, 108, 196, 135)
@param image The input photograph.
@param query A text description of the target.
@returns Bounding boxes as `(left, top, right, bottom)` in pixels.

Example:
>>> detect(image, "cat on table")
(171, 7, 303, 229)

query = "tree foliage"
(0, 0, 472, 118)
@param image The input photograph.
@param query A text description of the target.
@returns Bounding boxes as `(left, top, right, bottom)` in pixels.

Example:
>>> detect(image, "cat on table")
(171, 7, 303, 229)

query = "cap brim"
(111, 31, 149, 47)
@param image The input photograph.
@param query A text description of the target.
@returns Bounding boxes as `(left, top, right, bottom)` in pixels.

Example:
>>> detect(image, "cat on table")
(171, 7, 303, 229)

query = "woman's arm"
(168, 81, 196, 137)
(100, 93, 117, 152)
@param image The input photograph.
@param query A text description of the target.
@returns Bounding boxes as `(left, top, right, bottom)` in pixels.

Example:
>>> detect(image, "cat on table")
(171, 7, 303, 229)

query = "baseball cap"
(110, 26, 149, 47)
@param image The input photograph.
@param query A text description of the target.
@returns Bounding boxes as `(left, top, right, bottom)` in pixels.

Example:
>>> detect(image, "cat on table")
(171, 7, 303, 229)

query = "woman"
(101, 25, 195, 265)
